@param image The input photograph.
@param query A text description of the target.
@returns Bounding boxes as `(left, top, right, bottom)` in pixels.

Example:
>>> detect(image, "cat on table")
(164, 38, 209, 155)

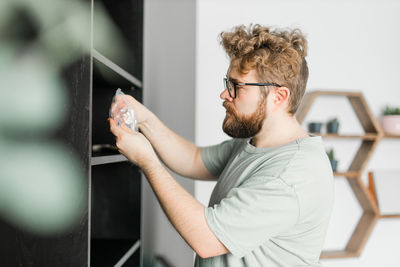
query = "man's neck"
(251, 113, 309, 148)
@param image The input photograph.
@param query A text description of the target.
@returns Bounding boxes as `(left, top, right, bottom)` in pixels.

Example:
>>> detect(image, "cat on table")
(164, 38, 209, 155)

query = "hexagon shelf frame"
(296, 90, 383, 259)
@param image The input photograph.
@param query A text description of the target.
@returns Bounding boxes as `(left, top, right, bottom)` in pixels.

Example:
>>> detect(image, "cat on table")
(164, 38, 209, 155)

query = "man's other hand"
(108, 118, 159, 169)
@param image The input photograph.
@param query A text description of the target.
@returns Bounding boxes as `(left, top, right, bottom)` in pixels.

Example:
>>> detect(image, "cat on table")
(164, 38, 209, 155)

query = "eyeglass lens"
(224, 78, 235, 98)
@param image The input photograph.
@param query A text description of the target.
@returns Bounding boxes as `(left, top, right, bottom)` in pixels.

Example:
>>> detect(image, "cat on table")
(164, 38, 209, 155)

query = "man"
(109, 24, 334, 267)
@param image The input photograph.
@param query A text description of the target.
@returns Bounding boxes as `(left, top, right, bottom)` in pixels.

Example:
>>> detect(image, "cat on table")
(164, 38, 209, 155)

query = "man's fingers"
(109, 118, 135, 137)
(108, 118, 122, 136)
(120, 122, 135, 133)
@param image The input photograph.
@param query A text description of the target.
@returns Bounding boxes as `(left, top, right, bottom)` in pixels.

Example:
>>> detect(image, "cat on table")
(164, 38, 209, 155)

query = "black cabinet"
(0, 0, 143, 265)
(91, 0, 144, 264)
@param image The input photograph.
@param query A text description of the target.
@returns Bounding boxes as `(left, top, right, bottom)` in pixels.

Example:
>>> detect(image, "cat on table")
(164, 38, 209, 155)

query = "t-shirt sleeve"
(204, 177, 299, 258)
(200, 139, 238, 178)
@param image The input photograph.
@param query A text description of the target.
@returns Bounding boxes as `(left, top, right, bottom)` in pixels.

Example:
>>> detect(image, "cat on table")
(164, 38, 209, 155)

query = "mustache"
(223, 101, 236, 114)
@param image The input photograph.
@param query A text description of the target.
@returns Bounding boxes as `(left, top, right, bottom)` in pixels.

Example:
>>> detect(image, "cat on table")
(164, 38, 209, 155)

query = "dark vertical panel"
(60, 55, 92, 168)
(0, 220, 19, 267)
(0, 216, 88, 267)
(0, 54, 90, 267)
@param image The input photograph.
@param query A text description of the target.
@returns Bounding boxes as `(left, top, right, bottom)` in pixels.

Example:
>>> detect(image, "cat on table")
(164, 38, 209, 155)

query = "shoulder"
(251, 136, 332, 184)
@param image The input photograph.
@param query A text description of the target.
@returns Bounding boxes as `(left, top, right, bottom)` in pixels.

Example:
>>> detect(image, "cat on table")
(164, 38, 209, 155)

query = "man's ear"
(272, 86, 290, 106)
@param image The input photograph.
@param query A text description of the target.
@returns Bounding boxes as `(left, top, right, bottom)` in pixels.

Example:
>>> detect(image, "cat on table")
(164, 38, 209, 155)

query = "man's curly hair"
(220, 24, 309, 115)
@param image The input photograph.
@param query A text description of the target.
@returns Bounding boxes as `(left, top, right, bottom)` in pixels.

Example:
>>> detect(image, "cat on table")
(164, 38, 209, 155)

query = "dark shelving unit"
(90, 0, 143, 265)
(0, 0, 143, 266)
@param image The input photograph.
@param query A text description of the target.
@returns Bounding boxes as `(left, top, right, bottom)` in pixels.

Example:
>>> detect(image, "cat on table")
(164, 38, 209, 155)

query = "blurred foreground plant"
(0, 0, 126, 235)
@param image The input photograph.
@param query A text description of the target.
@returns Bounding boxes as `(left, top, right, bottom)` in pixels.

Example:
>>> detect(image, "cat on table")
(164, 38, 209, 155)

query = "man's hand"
(108, 118, 159, 170)
(110, 95, 215, 181)
(112, 94, 151, 128)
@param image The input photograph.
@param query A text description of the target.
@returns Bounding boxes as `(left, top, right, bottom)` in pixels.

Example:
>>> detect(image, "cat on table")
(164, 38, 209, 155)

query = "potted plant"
(380, 106, 400, 136)
(308, 122, 323, 133)
(326, 117, 340, 134)
(327, 148, 338, 172)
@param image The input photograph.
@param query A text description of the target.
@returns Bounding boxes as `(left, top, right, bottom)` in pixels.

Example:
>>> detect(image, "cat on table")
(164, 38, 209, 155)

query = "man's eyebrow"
(227, 76, 240, 83)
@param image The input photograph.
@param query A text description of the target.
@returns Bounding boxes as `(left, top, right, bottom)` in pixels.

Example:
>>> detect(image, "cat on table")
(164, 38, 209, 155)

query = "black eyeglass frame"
(223, 76, 282, 98)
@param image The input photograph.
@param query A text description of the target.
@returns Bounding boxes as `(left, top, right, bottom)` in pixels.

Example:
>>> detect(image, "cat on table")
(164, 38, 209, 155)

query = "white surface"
(373, 170, 400, 215)
(143, 1, 197, 267)
(322, 219, 400, 267)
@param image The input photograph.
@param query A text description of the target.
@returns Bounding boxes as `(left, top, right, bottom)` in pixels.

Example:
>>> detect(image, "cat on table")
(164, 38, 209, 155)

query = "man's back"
(195, 136, 334, 267)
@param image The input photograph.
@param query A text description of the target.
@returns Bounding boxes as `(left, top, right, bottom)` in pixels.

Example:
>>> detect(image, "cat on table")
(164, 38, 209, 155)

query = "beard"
(222, 98, 267, 138)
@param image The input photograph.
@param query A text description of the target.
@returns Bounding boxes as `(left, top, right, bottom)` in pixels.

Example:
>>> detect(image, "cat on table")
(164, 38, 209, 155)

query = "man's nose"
(220, 88, 233, 101)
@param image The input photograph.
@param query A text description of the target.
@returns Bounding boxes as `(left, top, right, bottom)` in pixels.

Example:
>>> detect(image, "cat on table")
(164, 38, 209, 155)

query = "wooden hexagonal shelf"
(296, 90, 383, 259)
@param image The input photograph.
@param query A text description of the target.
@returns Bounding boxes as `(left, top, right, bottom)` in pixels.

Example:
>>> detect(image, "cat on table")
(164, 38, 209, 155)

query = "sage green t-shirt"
(194, 136, 334, 267)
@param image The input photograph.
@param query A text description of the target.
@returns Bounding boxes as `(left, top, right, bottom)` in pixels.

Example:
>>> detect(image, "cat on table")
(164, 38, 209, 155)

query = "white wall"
(195, 0, 400, 266)
(143, 0, 197, 267)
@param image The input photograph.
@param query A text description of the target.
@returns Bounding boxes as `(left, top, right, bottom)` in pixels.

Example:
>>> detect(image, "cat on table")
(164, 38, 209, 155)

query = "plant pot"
(308, 122, 322, 133)
(380, 115, 400, 136)
(327, 121, 339, 134)
(329, 159, 338, 172)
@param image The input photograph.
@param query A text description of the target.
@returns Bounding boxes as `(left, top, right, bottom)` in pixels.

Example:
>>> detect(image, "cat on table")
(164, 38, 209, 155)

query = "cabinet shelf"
(114, 240, 141, 267)
(310, 133, 380, 140)
(383, 134, 400, 139)
(333, 171, 359, 178)
(90, 239, 140, 267)
(91, 154, 128, 166)
(379, 214, 400, 219)
(92, 49, 142, 88)
(320, 250, 359, 259)
(93, 0, 143, 81)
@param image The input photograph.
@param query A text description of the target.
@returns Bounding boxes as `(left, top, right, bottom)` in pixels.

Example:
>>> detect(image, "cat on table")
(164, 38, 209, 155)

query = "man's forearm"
(139, 112, 213, 180)
(141, 160, 228, 258)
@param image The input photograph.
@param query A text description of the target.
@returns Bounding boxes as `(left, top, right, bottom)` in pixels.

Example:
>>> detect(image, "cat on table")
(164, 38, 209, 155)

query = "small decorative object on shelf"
(308, 122, 323, 133)
(380, 106, 400, 136)
(326, 148, 338, 172)
(327, 117, 340, 134)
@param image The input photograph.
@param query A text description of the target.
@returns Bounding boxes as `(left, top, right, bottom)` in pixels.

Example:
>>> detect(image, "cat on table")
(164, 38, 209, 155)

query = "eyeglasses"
(223, 76, 282, 98)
